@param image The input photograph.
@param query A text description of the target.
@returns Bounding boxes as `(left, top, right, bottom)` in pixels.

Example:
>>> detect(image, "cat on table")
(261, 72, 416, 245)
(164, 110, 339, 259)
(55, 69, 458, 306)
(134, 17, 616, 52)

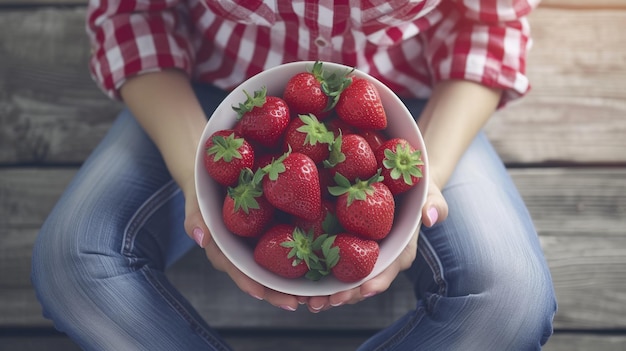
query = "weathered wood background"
(1, 0, 625, 350)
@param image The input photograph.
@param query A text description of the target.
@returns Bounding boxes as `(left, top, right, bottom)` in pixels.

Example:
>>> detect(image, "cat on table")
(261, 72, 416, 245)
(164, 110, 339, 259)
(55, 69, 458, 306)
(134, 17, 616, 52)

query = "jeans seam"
(370, 306, 426, 351)
(121, 180, 181, 257)
(368, 232, 447, 351)
(417, 232, 448, 297)
(140, 266, 232, 351)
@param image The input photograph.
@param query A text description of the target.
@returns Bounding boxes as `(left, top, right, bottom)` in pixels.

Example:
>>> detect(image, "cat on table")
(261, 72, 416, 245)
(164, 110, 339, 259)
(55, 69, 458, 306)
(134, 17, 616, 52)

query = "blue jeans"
(31, 83, 556, 350)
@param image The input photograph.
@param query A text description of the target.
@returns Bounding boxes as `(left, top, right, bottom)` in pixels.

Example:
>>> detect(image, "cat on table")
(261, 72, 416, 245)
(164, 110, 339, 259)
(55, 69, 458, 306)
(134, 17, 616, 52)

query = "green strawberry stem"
(280, 228, 321, 269)
(323, 133, 346, 169)
(232, 86, 267, 119)
(309, 61, 353, 112)
(226, 168, 264, 214)
(383, 143, 424, 185)
(321, 211, 343, 236)
(261, 148, 290, 181)
(277, 225, 342, 281)
(207, 133, 243, 162)
(296, 114, 335, 146)
(328, 170, 384, 206)
(304, 233, 340, 281)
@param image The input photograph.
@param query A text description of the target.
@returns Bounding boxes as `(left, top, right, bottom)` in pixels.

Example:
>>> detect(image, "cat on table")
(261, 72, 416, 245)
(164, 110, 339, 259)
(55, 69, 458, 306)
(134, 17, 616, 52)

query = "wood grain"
(3, 331, 624, 351)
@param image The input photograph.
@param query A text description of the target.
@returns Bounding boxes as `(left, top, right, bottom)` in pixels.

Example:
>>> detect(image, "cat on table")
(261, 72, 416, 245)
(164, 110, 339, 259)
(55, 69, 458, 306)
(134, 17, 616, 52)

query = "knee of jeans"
(31, 210, 122, 319)
(446, 253, 557, 347)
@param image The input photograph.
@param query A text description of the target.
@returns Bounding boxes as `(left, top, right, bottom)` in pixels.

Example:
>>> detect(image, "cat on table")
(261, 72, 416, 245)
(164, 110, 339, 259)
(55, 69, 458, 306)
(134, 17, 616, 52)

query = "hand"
(305, 176, 448, 313)
(182, 180, 303, 312)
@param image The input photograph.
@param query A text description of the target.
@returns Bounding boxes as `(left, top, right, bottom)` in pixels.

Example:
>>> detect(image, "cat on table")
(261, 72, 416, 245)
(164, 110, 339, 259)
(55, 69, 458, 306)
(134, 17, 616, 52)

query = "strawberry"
(254, 224, 316, 279)
(222, 169, 275, 238)
(233, 87, 290, 149)
(325, 117, 356, 138)
(329, 171, 395, 241)
(324, 133, 378, 182)
(203, 129, 255, 187)
(335, 77, 387, 130)
(329, 233, 379, 283)
(292, 200, 342, 238)
(283, 61, 352, 119)
(262, 150, 322, 221)
(317, 166, 334, 199)
(358, 129, 388, 153)
(375, 138, 424, 195)
(282, 114, 335, 164)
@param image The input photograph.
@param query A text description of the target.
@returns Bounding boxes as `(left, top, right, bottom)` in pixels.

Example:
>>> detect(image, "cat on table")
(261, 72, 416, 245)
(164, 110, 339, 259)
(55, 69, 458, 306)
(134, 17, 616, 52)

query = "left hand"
(303, 176, 448, 313)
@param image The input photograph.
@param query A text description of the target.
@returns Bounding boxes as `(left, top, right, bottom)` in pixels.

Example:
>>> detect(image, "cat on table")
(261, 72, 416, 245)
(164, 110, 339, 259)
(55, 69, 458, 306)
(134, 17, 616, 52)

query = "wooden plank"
(487, 8, 626, 165)
(0, 0, 85, 5)
(544, 333, 626, 351)
(0, 7, 122, 165)
(2, 167, 626, 329)
(4, 231, 626, 330)
(540, 0, 626, 9)
(1, 331, 626, 351)
(1, 7, 626, 165)
(3, 168, 625, 237)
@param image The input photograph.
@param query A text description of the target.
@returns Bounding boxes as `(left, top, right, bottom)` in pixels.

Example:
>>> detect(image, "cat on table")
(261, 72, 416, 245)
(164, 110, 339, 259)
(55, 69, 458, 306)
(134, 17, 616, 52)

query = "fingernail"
(311, 304, 324, 311)
(193, 227, 205, 248)
(427, 207, 438, 225)
(280, 305, 296, 312)
(250, 293, 263, 301)
(330, 301, 344, 307)
(363, 291, 379, 298)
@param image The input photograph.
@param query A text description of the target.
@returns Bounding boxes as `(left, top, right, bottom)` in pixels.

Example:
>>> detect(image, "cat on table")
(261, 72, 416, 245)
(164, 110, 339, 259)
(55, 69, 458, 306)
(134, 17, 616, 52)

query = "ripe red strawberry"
(324, 133, 378, 182)
(282, 114, 335, 164)
(292, 200, 341, 238)
(233, 87, 290, 149)
(222, 169, 275, 238)
(262, 151, 322, 220)
(283, 61, 352, 120)
(335, 77, 387, 130)
(329, 171, 395, 241)
(358, 129, 388, 153)
(203, 129, 254, 186)
(329, 233, 379, 283)
(254, 224, 314, 279)
(317, 166, 334, 199)
(325, 117, 356, 138)
(375, 138, 424, 195)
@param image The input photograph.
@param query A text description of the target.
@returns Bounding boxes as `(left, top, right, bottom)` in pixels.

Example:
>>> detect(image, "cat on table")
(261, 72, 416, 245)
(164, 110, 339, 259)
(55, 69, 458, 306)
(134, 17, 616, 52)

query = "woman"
(32, 0, 556, 349)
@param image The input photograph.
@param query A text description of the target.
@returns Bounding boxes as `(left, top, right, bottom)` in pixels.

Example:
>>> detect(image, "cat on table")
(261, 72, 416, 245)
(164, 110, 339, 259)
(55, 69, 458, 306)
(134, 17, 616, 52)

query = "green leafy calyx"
(226, 168, 265, 214)
(310, 61, 353, 112)
(382, 142, 424, 185)
(295, 114, 335, 146)
(232, 86, 267, 119)
(322, 133, 346, 169)
(207, 133, 244, 162)
(328, 170, 384, 206)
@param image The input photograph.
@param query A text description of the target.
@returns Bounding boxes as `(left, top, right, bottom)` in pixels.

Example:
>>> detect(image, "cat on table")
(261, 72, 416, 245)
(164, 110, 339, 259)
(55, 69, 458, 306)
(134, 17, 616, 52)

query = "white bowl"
(195, 61, 428, 296)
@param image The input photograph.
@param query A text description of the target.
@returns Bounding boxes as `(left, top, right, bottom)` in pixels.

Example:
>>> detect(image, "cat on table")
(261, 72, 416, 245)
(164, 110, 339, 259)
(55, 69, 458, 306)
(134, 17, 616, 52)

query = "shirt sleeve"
(86, 0, 195, 99)
(422, 0, 541, 107)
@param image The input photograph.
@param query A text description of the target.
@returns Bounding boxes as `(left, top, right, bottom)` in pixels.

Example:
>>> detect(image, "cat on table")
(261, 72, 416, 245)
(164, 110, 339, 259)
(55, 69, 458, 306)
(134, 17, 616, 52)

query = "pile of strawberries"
(202, 61, 424, 283)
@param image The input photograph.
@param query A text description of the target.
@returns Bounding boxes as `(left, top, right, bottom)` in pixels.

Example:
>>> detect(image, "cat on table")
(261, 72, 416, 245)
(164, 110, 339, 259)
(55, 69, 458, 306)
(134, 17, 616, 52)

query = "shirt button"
(315, 37, 328, 47)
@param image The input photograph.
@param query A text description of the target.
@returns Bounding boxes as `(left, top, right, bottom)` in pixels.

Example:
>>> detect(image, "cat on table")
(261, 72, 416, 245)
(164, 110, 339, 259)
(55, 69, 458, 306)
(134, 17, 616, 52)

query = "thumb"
(421, 180, 448, 227)
(183, 192, 211, 248)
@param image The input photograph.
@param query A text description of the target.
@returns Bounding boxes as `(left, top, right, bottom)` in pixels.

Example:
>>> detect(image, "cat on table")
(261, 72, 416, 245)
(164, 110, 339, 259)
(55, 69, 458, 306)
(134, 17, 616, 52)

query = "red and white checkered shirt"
(87, 0, 539, 106)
